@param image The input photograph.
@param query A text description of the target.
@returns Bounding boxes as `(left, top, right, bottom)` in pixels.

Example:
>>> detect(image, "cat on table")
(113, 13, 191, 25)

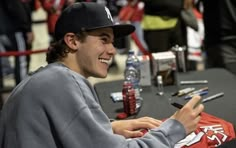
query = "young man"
(0, 2, 204, 148)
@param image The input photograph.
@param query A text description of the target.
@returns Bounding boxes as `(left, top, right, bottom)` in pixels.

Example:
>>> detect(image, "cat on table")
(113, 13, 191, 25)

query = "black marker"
(171, 102, 183, 109)
(171, 92, 224, 109)
(171, 102, 201, 110)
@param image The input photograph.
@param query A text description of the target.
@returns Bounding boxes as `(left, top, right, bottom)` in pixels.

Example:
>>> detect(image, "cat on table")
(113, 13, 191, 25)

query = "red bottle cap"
(116, 112, 128, 119)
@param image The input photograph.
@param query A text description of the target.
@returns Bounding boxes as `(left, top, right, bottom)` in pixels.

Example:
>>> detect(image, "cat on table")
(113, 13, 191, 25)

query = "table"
(94, 68, 236, 127)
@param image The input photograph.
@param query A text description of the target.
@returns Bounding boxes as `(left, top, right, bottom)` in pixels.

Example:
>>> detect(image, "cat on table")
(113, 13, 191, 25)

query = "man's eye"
(101, 37, 109, 43)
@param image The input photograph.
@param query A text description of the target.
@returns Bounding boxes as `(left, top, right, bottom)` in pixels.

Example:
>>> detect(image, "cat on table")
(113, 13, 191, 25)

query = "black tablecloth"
(94, 68, 236, 126)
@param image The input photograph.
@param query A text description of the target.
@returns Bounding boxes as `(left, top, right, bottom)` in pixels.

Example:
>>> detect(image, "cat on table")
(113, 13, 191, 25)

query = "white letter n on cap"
(105, 7, 113, 22)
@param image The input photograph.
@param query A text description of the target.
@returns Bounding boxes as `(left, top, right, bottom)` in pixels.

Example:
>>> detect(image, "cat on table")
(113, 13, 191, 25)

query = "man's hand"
(111, 117, 162, 138)
(171, 96, 204, 135)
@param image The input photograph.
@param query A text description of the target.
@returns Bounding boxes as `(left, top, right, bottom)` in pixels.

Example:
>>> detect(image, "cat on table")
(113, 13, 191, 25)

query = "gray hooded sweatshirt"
(0, 62, 186, 148)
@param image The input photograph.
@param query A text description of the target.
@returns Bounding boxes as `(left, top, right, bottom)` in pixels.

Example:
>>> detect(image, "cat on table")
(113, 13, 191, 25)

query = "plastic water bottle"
(124, 61, 140, 99)
(125, 50, 141, 98)
(126, 50, 141, 80)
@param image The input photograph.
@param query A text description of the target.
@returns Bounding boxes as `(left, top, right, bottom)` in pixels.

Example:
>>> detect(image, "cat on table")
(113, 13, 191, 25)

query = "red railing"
(0, 49, 48, 57)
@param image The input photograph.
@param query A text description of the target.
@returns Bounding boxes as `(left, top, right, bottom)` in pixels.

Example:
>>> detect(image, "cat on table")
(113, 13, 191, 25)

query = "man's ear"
(64, 33, 79, 51)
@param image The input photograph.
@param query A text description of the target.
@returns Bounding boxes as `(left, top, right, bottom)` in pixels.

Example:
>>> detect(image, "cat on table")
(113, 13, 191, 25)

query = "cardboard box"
(152, 51, 177, 85)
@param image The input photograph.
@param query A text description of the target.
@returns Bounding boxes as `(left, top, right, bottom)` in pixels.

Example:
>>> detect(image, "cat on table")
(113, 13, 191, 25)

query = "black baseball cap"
(55, 2, 135, 40)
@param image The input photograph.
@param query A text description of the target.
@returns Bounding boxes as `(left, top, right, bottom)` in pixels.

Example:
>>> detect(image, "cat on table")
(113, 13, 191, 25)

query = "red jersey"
(175, 112, 235, 148)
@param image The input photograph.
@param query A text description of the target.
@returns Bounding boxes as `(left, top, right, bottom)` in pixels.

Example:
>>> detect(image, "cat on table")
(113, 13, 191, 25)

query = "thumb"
(124, 130, 144, 138)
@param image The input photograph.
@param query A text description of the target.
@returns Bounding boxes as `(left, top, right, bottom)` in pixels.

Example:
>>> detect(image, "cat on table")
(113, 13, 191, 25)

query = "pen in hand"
(171, 102, 184, 109)
(171, 92, 224, 109)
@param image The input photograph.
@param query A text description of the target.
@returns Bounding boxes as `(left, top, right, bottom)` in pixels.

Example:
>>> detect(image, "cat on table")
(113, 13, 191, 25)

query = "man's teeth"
(99, 59, 111, 65)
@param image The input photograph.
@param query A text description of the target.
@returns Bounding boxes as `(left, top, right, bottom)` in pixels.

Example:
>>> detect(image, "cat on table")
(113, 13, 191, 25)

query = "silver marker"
(180, 80, 208, 85)
(202, 92, 224, 103)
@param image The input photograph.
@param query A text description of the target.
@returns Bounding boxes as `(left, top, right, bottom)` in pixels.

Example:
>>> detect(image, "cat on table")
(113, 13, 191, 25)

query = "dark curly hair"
(46, 32, 87, 64)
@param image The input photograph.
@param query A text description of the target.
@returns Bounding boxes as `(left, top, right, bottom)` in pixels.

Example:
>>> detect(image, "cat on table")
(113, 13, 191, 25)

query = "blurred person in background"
(0, 0, 34, 86)
(203, 0, 236, 75)
(39, 0, 66, 43)
(119, 0, 149, 55)
(142, 0, 193, 53)
(39, 0, 97, 43)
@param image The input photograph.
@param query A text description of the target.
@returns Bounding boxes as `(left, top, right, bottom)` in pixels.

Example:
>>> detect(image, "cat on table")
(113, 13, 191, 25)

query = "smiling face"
(62, 27, 116, 78)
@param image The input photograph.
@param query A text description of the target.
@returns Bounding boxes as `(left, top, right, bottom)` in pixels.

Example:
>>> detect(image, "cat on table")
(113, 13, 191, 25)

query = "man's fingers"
(137, 117, 163, 127)
(124, 130, 144, 138)
(195, 104, 204, 115)
(186, 95, 202, 109)
(131, 121, 155, 130)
